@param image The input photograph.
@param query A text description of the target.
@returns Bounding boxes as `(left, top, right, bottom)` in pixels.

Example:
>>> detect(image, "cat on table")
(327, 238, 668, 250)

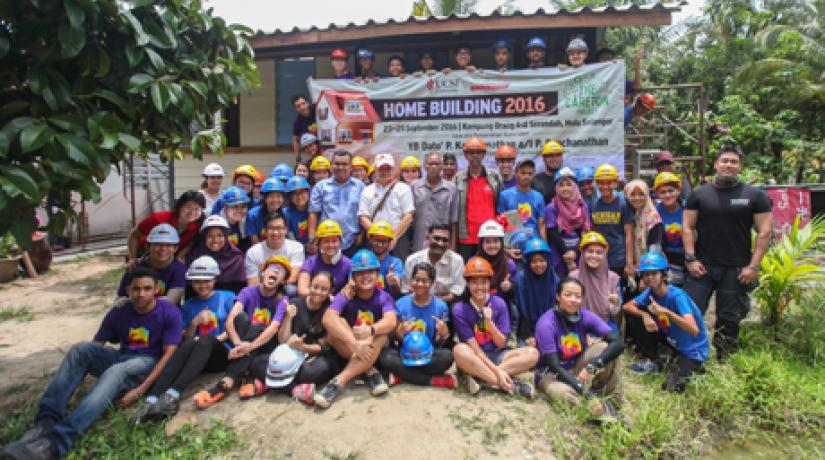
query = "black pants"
(662, 353, 704, 393)
(377, 348, 453, 386)
(683, 265, 753, 359)
(626, 313, 660, 361)
(148, 334, 228, 397)
(225, 312, 278, 381)
(249, 349, 345, 391)
(457, 243, 478, 262)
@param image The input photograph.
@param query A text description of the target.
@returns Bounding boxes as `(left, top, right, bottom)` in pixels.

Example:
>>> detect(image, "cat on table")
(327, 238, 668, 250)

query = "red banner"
(766, 186, 812, 237)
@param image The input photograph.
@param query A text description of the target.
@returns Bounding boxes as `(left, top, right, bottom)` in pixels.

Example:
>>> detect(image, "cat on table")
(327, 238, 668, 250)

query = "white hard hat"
(265, 344, 308, 388)
(186, 256, 221, 280)
(478, 220, 505, 239)
(566, 38, 589, 52)
(146, 223, 180, 245)
(300, 133, 318, 148)
(201, 215, 230, 232)
(202, 163, 225, 177)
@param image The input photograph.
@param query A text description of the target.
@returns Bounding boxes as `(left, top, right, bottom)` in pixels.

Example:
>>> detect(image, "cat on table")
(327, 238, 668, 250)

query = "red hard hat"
(495, 144, 517, 160)
(639, 93, 656, 110)
(463, 136, 487, 152)
(330, 48, 348, 60)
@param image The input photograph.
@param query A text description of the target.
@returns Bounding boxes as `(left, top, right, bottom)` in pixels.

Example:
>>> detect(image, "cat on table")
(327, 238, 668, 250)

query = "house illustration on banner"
(315, 90, 381, 147)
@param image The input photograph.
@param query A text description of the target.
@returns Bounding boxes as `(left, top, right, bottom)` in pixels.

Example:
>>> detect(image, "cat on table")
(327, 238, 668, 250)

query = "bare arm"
(359, 215, 373, 232)
(250, 320, 280, 351)
(466, 338, 501, 374)
(323, 308, 356, 349)
(118, 344, 177, 405)
(373, 311, 397, 337)
(485, 317, 507, 349)
(226, 301, 245, 346)
(749, 212, 773, 269)
(278, 311, 294, 345)
(296, 271, 311, 297)
(682, 210, 698, 255)
(292, 135, 301, 158)
(538, 217, 546, 241)
(393, 212, 414, 245)
(163, 288, 184, 306)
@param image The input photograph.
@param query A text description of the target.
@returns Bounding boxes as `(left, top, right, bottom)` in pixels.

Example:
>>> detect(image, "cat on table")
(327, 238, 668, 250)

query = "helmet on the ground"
(316, 219, 343, 238)
(300, 133, 318, 148)
(638, 252, 668, 273)
(310, 156, 331, 171)
(356, 48, 375, 60)
(261, 255, 291, 273)
(265, 344, 308, 388)
(555, 166, 576, 182)
(578, 231, 608, 251)
(221, 186, 250, 206)
(654, 172, 682, 190)
(576, 167, 595, 182)
(490, 39, 512, 51)
(330, 48, 348, 60)
(232, 164, 258, 182)
(541, 140, 564, 156)
(286, 176, 310, 193)
(464, 257, 494, 278)
(351, 156, 369, 169)
(351, 249, 380, 273)
(260, 177, 286, 194)
(401, 330, 434, 366)
(271, 163, 294, 182)
(527, 37, 547, 50)
(202, 163, 225, 177)
(639, 93, 656, 110)
(523, 238, 552, 257)
(200, 215, 230, 232)
(186, 256, 221, 280)
(367, 220, 394, 239)
(566, 38, 589, 52)
(147, 223, 180, 245)
(463, 136, 487, 152)
(400, 156, 421, 170)
(495, 144, 517, 160)
(478, 220, 504, 239)
(594, 164, 619, 181)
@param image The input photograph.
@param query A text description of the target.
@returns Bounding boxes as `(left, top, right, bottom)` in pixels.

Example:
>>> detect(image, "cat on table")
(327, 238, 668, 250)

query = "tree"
(0, 0, 259, 248)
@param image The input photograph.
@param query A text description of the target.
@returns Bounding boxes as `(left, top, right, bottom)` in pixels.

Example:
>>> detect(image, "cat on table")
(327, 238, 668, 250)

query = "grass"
(79, 267, 124, 295)
(0, 305, 34, 322)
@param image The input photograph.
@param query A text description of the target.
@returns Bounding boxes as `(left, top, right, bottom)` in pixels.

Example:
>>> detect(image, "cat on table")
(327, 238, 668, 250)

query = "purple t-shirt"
(329, 289, 395, 327)
(116, 258, 187, 298)
(535, 308, 611, 370)
(300, 255, 352, 294)
(94, 299, 182, 359)
(452, 295, 510, 352)
(235, 286, 287, 327)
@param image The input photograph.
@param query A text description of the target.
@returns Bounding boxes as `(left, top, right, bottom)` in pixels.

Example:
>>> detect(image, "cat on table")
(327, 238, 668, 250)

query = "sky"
(205, 0, 707, 34)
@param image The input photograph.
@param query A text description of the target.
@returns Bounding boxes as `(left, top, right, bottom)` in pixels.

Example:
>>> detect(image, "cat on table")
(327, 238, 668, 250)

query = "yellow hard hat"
(232, 164, 259, 182)
(351, 156, 369, 169)
(653, 171, 681, 190)
(310, 156, 331, 171)
(367, 220, 394, 239)
(316, 219, 343, 238)
(578, 231, 609, 251)
(541, 140, 564, 156)
(367, 164, 375, 176)
(400, 156, 421, 170)
(594, 163, 619, 181)
(260, 255, 291, 273)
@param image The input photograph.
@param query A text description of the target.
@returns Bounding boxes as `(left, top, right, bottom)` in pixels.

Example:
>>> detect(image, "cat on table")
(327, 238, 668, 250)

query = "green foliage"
(0, 305, 34, 322)
(0, 232, 17, 258)
(0, 0, 260, 249)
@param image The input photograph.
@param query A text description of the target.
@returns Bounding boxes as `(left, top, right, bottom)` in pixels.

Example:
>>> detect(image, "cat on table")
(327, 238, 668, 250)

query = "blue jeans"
(36, 342, 155, 455)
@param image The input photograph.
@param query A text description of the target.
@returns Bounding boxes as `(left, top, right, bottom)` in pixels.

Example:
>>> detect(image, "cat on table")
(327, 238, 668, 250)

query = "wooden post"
(20, 251, 37, 278)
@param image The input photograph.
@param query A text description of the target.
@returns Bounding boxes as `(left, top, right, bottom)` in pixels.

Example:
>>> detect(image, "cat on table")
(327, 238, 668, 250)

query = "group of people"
(2, 134, 773, 460)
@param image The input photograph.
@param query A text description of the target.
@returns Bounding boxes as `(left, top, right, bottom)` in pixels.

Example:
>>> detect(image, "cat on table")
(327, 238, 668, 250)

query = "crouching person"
(622, 252, 709, 392)
(379, 262, 456, 389)
(1, 268, 180, 460)
(452, 257, 538, 398)
(314, 250, 398, 409)
(535, 278, 625, 420)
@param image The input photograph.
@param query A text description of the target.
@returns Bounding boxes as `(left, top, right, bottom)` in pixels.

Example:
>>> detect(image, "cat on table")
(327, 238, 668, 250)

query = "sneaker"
(128, 402, 153, 426)
(16, 419, 55, 444)
(431, 374, 457, 390)
(1, 437, 58, 460)
(291, 383, 315, 405)
(629, 360, 661, 374)
(512, 381, 535, 400)
(147, 393, 180, 419)
(388, 373, 404, 387)
(366, 372, 389, 396)
(313, 381, 342, 409)
(465, 375, 481, 396)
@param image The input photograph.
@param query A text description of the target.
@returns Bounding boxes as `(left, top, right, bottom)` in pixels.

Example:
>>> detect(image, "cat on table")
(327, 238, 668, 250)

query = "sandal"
(239, 379, 266, 400)
(193, 382, 228, 410)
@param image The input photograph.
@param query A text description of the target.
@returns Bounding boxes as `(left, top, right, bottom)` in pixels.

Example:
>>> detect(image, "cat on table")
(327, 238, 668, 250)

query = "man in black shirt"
(531, 140, 564, 204)
(291, 94, 316, 158)
(682, 145, 773, 360)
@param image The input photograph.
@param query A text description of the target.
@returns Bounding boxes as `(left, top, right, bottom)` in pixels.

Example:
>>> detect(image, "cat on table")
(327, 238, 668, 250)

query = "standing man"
(410, 152, 458, 252)
(456, 137, 501, 261)
(308, 150, 365, 257)
(525, 36, 547, 69)
(682, 145, 772, 360)
(358, 153, 415, 259)
(490, 39, 512, 71)
(497, 159, 546, 240)
(564, 38, 589, 68)
(532, 140, 564, 204)
(403, 224, 466, 306)
(291, 95, 316, 159)
(647, 150, 692, 200)
(495, 144, 518, 190)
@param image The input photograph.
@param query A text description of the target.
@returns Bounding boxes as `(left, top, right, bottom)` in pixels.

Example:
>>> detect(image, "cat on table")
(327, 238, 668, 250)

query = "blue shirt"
(395, 294, 449, 343)
(377, 254, 403, 295)
(497, 187, 546, 236)
(309, 177, 365, 249)
(634, 286, 709, 362)
(283, 206, 310, 245)
(245, 204, 280, 242)
(181, 290, 235, 350)
(590, 195, 634, 269)
(656, 203, 684, 262)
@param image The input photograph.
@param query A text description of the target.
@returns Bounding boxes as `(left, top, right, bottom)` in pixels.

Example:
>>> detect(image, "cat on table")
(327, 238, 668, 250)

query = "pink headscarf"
(570, 249, 620, 322)
(552, 177, 591, 234)
(624, 179, 662, 265)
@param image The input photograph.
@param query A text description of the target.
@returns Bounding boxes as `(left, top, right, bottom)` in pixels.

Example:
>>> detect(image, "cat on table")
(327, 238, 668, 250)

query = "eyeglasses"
(412, 277, 432, 284)
(430, 235, 449, 243)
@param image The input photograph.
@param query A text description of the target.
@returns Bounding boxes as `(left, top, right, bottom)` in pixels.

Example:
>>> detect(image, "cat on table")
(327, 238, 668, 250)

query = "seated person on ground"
(297, 219, 352, 296)
(244, 211, 305, 296)
(186, 215, 246, 294)
(118, 223, 186, 306)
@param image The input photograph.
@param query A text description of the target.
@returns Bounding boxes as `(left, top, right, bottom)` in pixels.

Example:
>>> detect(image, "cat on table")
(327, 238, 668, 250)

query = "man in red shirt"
(455, 137, 502, 261)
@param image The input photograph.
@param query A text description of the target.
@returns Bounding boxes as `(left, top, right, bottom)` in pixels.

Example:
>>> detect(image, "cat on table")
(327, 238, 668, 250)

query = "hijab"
(514, 252, 558, 329)
(477, 238, 509, 291)
(624, 179, 662, 265)
(187, 228, 246, 283)
(552, 178, 591, 234)
(570, 253, 621, 323)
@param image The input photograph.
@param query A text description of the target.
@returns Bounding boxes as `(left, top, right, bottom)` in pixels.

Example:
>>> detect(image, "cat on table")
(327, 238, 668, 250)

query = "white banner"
(307, 62, 625, 173)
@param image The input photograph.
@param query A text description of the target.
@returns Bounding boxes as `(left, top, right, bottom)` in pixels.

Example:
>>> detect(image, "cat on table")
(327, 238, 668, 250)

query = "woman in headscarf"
(187, 215, 246, 295)
(624, 179, 663, 275)
(544, 167, 591, 276)
(569, 231, 621, 334)
(513, 238, 559, 347)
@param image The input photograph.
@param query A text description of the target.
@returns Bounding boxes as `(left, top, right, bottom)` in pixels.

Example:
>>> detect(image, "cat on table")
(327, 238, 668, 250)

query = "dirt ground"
(0, 254, 561, 460)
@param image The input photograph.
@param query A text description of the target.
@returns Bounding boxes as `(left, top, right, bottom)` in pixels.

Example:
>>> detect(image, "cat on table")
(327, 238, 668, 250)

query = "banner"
(307, 62, 626, 174)
(766, 186, 812, 238)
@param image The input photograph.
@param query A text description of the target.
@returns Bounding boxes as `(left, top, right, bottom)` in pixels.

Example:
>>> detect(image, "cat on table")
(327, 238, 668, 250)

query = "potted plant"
(0, 233, 20, 283)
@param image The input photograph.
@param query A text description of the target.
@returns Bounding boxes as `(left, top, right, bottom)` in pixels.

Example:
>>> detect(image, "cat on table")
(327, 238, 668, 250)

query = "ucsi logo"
(426, 77, 459, 93)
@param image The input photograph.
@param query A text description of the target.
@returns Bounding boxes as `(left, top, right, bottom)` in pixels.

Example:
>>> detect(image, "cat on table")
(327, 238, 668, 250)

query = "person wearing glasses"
(402, 225, 466, 307)
(244, 212, 305, 297)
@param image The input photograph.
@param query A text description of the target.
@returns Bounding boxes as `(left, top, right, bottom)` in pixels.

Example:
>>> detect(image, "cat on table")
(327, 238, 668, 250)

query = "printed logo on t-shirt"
(228, 233, 240, 247)
(656, 312, 671, 333)
(730, 198, 750, 206)
(474, 322, 492, 345)
(156, 279, 167, 296)
(252, 307, 272, 326)
(376, 274, 385, 290)
(355, 310, 375, 326)
(560, 332, 583, 360)
(127, 327, 150, 349)
(308, 123, 317, 135)
(517, 202, 532, 222)
(298, 220, 308, 238)
(591, 211, 621, 225)
(198, 311, 219, 336)
(665, 221, 683, 244)
(410, 318, 427, 334)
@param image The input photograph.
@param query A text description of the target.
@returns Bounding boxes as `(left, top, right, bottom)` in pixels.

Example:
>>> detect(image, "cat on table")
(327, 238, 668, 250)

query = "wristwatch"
(585, 361, 601, 375)
(685, 253, 697, 263)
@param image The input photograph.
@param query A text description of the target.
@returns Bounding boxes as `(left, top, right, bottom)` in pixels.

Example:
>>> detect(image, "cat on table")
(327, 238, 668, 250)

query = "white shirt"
(358, 180, 415, 229)
(402, 248, 465, 296)
(244, 239, 305, 279)
(200, 190, 220, 216)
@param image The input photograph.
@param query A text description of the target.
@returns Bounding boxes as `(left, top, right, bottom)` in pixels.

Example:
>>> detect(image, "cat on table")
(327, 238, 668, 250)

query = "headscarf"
(514, 252, 558, 330)
(552, 177, 591, 234)
(570, 254, 620, 323)
(624, 179, 662, 265)
(187, 227, 246, 283)
(477, 239, 509, 291)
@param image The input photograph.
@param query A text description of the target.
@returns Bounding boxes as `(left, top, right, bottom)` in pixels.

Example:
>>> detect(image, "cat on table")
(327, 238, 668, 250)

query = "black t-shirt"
(685, 183, 772, 267)
(292, 110, 316, 138)
(290, 296, 329, 345)
(532, 173, 556, 204)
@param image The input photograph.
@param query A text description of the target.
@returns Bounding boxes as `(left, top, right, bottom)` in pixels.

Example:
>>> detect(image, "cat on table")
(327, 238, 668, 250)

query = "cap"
(202, 163, 225, 177)
(653, 150, 675, 165)
(374, 153, 395, 168)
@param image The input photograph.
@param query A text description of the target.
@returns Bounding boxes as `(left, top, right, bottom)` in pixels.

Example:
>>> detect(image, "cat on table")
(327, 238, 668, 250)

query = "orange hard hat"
(463, 136, 487, 152)
(639, 93, 656, 110)
(495, 144, 517, 160)
(463, 256, 494, 278)
(255, 170, 266, 185)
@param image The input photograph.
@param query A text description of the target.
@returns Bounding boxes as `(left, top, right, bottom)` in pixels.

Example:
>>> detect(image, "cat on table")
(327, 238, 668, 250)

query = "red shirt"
(461, 175, 496, 244)
(138, 210, 200, 250)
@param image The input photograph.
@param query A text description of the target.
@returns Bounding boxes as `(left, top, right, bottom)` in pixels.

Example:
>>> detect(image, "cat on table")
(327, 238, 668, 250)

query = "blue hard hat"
(260, 177, 285, 195)
(357, 48, 375, 60)
(286, 176, 310, 193)
(638, 252, 669, 272)
(147, 223, 180, 245)
(271, 163, 294, 182)
(554, 166, 576, 182)
(576, 166, 595, 182)
(523, 238, 551, 257)
(490, 39, 512, 51)
(509, 230, 531, 252)
(526, 36, 547, 50)
(400, 330, 433, 366)
(351, 249, 380, 273)
(221, 186, 250, 206)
